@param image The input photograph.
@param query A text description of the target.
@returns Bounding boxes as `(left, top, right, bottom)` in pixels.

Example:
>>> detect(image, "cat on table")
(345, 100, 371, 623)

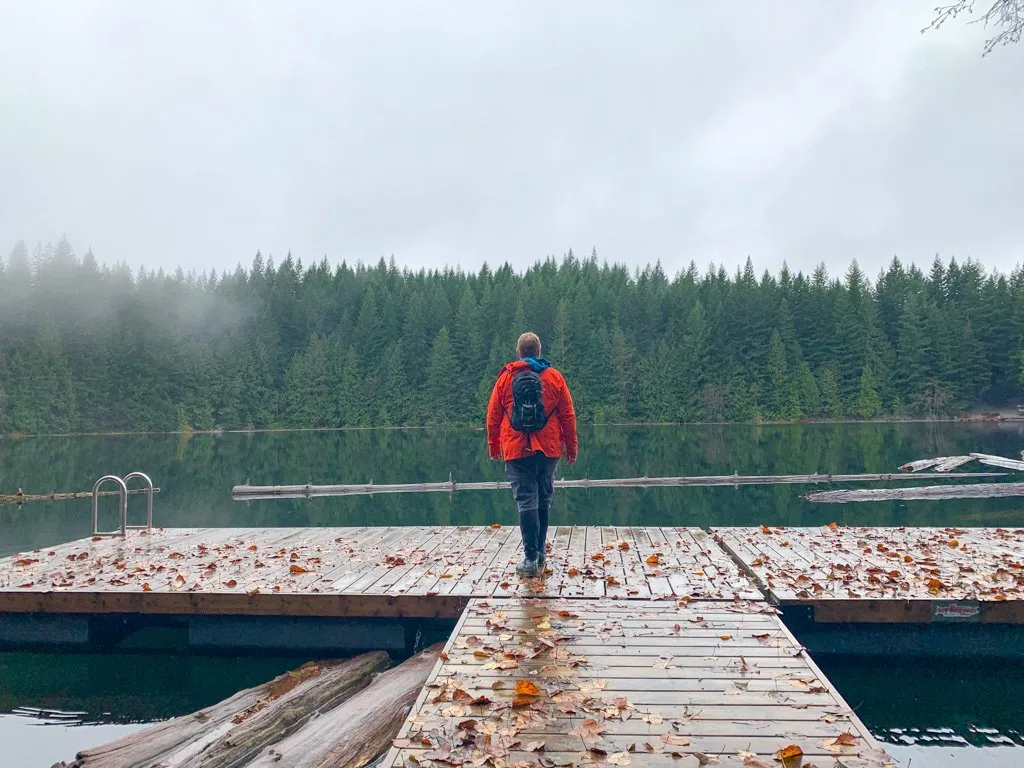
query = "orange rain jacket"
(486, 360, 578, 463)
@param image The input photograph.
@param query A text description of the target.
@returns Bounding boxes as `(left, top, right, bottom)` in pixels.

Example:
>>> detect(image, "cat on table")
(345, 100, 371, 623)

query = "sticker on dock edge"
(932, 601, 981, 621)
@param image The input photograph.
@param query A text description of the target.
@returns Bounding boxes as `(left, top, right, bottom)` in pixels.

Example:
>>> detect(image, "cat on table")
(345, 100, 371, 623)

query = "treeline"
(0, 237, 1021, 434)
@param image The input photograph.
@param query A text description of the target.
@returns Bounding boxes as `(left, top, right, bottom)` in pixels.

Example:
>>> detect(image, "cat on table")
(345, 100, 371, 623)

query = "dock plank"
(384, 597, 895, 768)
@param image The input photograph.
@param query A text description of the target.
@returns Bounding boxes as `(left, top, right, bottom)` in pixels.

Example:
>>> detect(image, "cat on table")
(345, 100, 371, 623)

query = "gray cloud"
(1, 0, 1021, 279)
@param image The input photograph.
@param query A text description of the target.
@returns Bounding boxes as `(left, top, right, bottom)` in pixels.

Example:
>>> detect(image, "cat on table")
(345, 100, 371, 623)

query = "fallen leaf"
(618, 541, 630, 550)
(514, 679, 542, 696)
(661, 733, 690, 746)
(820, 732, 859, 752)
(742, 757, 773, 768)
(525, 740, 545, 752)
(490, 523, 502, 529)
(223, 580, 238, 588)
(592, 552, 606, 561)
(13, 558, 38, 566)
(775, 744, 803, 766)
(608, 753, 632, 765)
(567, 568, 580, 577)
(569, 718, 608, 739)
(646, 554, 661, 565)
(289, 564, 308, 574)
(694, 753, 720, 766)
(141, 583, 152, 591)
(720, 635, 732, 641)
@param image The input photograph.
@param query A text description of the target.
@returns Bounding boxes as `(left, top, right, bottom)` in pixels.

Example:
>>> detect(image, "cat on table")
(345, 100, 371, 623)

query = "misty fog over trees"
(0, 237, 1019, 435)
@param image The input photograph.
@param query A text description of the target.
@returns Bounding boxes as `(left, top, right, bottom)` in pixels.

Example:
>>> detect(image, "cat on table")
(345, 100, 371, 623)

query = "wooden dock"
(10, 525, 1022, 765)
(385, 597, 896, 767)
(0, 526, 760, 619)
(714, 526, 1024, 623)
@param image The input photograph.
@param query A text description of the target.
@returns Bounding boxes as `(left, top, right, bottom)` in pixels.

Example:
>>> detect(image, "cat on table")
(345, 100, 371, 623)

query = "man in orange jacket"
(486, 331, 578, 577)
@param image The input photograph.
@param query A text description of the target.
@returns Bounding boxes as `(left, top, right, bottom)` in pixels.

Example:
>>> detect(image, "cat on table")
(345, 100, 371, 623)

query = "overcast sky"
(1, 0, 1021, 280)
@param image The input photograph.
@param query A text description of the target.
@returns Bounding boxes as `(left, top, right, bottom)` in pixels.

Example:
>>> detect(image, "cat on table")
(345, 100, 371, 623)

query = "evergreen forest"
(1, 237, 1021, 435)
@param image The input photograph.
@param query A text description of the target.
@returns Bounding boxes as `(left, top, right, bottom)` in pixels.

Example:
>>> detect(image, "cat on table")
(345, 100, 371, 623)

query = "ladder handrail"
(123, 471, 154, 530)
(92, 475, 128, 537)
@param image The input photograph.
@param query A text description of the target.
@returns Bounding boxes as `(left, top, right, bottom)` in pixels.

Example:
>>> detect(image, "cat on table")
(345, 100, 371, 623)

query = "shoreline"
(1, 414, 1021, 440)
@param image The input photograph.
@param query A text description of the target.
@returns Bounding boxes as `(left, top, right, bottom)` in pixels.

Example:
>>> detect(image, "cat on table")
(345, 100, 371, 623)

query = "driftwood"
(1, 487, 160, 506)
(247, 643, 442, 768)
(67, 652, 388, 768)
(899, 453, 1024, 473)
(805, 482, 1024, 504)
(231, 471, 1002, 501)
(970, 452, 1024, 471)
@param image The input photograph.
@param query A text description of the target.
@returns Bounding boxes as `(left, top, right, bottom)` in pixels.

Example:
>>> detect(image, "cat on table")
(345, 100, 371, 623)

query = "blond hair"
(516, 332, 542, 359)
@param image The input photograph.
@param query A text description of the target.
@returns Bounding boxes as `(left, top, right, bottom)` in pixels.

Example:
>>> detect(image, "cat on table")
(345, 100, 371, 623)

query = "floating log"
(66, 652, 388, 768)
(246, 644, 442, 768)
(232, 471, 1003, 500)
(805, 482, 1024, 504)
(970, 452, 1024, 471)
(898, 455, 975, 473)
(1, 487, 160, 506)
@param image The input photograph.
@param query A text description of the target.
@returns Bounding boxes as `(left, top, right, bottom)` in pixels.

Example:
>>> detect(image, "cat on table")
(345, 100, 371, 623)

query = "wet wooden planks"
(714, 526, 1024, 623)
(0, 526, 759, 618)
(385, 598, 896, 767)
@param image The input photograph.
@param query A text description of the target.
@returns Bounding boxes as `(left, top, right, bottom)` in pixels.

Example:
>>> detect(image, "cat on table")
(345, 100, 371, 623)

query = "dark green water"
(2, 423, 1024, 767)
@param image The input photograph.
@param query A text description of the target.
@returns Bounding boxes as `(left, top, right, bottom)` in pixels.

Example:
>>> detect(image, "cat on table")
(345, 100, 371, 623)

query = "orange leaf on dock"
(514, 679, 542, 696)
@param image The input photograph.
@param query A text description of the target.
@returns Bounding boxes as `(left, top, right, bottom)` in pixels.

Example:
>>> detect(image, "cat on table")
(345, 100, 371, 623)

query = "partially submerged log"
(805, 482, 1024, 504)
(231, 471, 1002, 500)
(247, 643, 442, 768)
(899, 453, 1024, 473)
(1, 487, 160, 506)
(970, 452, 1024, 471)
(898, 455, 975, 473)
(68, 652, 388, 768)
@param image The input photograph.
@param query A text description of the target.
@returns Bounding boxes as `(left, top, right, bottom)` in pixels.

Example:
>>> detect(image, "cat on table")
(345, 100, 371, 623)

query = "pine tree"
(426, 327, 457, 424)
(856, 365, 882, 419)
(819, 365, 843, 418)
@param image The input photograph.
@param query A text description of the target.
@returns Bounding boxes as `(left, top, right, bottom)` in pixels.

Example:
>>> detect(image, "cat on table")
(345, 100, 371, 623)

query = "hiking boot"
(516, 558, 539, 577)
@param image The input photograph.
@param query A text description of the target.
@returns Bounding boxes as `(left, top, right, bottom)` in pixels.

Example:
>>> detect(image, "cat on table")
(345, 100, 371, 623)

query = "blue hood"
(520, 356, 551, 372)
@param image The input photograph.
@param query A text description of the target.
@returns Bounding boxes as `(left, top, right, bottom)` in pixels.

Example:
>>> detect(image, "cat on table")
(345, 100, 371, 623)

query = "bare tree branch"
(925, 0, 1024, 54)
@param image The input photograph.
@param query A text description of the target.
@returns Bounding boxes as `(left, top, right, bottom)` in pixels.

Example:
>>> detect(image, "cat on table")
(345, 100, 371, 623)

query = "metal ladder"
(91, 472, 155, 537)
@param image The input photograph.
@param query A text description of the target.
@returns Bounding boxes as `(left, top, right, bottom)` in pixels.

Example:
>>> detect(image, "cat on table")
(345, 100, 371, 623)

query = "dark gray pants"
(505, 453, 559, 562)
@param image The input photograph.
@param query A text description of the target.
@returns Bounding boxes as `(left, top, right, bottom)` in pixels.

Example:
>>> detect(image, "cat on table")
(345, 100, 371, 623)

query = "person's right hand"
(566, 454, 577, 465)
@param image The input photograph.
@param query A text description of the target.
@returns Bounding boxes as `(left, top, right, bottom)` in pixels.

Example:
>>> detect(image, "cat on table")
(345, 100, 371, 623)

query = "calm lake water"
(2, 423, 1024, 767)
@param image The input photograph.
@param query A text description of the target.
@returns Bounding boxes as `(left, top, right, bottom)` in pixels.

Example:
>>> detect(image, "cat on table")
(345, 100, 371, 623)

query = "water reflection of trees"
(3, 423, 1024, 556)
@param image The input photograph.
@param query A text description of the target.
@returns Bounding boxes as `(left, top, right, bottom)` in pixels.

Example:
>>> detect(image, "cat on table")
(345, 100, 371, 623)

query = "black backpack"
(509, 369, 548, 434)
